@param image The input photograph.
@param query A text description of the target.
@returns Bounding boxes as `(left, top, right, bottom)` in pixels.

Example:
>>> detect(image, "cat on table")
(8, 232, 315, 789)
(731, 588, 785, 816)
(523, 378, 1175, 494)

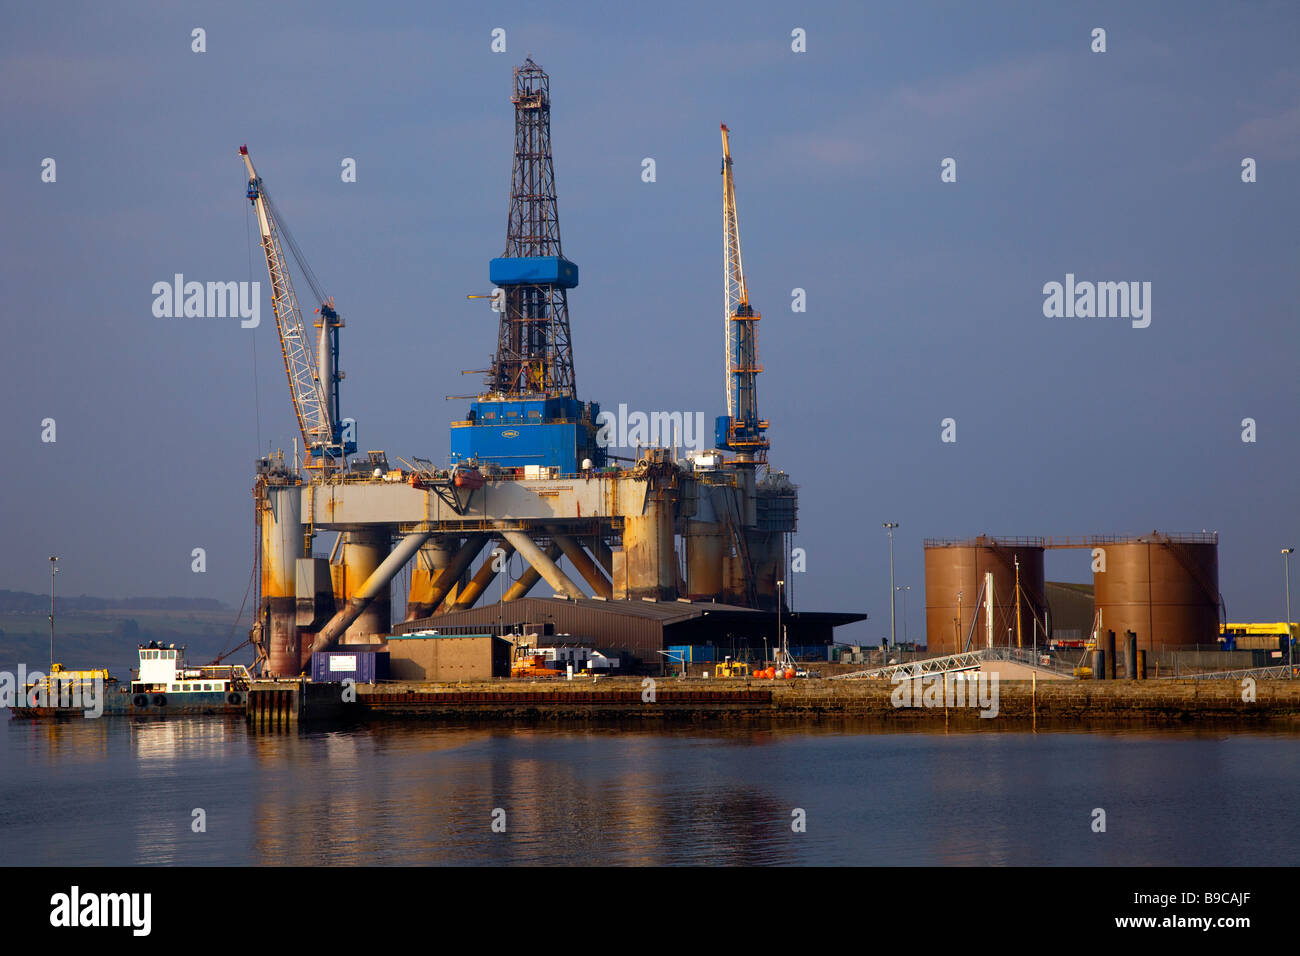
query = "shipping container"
(489, 255, 579, 288)
(310, 649, 389, 684)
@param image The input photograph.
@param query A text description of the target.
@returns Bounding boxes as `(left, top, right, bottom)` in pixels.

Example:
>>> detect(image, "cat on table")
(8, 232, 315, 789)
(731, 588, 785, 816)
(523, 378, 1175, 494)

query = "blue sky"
(1, 1, 1297, 642)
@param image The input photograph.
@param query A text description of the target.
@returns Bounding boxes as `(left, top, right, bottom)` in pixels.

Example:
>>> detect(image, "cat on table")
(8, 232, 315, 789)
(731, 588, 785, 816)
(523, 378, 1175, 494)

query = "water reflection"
(133, 717, 241, 762)
(3, 717, 1300, 866)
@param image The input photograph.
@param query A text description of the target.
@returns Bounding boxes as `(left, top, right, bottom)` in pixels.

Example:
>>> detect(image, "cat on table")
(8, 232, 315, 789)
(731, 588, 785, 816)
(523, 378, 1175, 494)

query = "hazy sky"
(2, 1, 1297, 643)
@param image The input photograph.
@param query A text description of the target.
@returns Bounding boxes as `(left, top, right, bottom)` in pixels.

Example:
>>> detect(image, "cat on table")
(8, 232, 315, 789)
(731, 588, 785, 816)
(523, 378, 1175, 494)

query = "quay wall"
(347, 678, 1300, 723)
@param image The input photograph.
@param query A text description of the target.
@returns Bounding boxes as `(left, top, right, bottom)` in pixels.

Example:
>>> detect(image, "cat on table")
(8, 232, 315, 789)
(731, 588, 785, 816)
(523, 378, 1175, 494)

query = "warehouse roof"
(396, 596, 864, 633)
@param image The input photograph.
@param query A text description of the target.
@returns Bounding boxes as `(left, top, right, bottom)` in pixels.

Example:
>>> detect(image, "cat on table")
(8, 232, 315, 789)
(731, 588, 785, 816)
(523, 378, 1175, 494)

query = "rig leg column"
(407, 537, 457, 620)
(342, 527, 393, 645)
(260, 482, 303, 678)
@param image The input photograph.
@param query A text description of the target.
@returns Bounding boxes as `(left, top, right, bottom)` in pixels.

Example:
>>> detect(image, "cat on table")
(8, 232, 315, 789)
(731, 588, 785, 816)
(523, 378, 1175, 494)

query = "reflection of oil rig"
(246, 58, 862, 677)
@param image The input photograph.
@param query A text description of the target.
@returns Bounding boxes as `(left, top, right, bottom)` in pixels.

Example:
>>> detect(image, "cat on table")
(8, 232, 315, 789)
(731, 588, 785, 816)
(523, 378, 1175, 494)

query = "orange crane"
(715, 124, 770, 461)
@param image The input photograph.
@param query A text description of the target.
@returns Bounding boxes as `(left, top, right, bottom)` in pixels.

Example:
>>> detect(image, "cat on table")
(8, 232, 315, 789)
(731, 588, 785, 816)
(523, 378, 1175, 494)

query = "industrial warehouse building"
(394, 597, 865, 673)
(385, 632, 513, 681)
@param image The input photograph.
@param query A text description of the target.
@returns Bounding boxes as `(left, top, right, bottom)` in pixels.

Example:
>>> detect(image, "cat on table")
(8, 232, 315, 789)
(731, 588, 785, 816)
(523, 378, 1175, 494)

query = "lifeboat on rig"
(452, 463, 485, 490)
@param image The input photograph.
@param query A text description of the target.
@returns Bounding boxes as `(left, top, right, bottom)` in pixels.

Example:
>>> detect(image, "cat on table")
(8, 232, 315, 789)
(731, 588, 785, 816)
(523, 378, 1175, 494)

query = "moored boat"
(9, 643, 252, 719)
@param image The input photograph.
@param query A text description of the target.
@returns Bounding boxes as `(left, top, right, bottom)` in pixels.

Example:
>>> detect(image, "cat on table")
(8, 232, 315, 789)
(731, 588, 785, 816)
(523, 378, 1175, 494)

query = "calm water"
(2, 717, 1297, 866)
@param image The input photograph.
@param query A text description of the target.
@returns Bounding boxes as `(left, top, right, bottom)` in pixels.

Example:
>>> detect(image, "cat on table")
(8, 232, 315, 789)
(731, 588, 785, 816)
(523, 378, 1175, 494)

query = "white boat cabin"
(133, 644, 231, 695)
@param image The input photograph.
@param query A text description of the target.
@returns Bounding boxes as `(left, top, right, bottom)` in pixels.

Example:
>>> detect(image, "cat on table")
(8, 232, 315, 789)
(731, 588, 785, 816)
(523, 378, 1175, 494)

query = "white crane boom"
(240, 145, 342, 469)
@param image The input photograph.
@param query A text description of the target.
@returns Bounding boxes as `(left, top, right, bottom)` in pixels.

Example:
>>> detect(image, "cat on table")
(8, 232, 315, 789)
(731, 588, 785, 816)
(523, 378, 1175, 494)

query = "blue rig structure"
(450, 58, 605, 472)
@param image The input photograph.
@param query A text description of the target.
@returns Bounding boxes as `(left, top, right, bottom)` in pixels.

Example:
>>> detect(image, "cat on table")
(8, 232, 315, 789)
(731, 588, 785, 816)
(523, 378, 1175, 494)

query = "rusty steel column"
(684, 520, 726, 601)
(497, 528, 586, 599)
(259, 482, 303, 677)
(453, 541, 516, 609)
(590, 533, 614, 575)
(419, 533, 489, 615)
(406, 537, 457, 620)
(746, 530, 784, 610)
(722, 552, 746, 605)
(342, 527, 392, 643)
(503, 542, 563, 601)
(547, 526, 612, 599)
(623, 488, 677, 600)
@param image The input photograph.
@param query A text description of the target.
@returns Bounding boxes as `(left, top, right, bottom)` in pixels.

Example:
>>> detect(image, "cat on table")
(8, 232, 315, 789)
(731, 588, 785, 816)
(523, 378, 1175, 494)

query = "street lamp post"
(1284, 548, 1294, 672)
(883, 522, 899, 652)
(896, 585, 911, 645)
(496, 547, 508, 639)
(777, 579, 786, 664)
(48, 556, 59, 672)
(956, 589, 963, 654)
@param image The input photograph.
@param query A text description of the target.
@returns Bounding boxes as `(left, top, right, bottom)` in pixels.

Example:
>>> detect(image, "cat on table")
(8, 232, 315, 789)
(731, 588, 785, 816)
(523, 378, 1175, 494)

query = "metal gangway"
(831, 650, 984, 681)
(1173, 663, 1298, 681)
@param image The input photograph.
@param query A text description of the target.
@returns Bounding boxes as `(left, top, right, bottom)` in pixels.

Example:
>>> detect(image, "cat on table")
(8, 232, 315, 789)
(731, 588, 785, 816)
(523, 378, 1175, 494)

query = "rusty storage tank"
(924, 536, 1047, 655)
(1091, 532, 1220, 651)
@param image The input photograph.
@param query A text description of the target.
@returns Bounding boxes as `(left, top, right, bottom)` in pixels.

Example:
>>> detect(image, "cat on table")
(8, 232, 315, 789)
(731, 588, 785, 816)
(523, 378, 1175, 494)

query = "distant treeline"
(0, 590, 226, 613)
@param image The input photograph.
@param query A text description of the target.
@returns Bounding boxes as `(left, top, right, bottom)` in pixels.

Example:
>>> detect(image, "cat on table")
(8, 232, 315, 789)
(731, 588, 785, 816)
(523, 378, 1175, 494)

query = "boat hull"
(10, 688, 246, 719)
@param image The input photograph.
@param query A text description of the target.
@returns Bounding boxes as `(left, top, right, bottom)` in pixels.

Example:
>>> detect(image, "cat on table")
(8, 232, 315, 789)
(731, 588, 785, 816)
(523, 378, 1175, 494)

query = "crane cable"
(216, 561, 257, 665)
(246, 200, 263, 457)
(261, 184, 329, 308)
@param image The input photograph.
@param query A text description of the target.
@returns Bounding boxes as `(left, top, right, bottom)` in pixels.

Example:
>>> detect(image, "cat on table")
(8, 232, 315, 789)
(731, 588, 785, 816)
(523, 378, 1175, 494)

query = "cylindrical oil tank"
(924, 536, 1047, 655)
(1092, 534, 1219, 651)
(259, 481, 303, 677)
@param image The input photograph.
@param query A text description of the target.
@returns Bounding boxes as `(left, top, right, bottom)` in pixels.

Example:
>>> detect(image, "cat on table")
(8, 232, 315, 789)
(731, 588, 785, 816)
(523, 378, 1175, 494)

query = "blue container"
(715, 415, 731, 450)
(450, 420, 580, 470)
(450, 398, 606, 471)
(310, 650, 389, 684)
(489, 256, 579, 288)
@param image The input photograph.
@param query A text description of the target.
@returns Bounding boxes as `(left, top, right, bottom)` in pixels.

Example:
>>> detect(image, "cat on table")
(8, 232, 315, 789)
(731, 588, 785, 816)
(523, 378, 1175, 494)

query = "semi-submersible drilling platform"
(247, 59, 862, 676)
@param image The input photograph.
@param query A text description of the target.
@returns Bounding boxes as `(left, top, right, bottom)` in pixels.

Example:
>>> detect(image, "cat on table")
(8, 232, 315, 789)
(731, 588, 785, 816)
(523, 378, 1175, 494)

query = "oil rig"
(245, 58, 862, 677)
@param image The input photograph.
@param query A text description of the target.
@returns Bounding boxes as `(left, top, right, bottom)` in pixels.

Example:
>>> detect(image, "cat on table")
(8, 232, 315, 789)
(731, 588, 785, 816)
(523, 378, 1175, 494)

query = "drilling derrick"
(492, 58, 574, 397)
(451, 58, 604, 472)
(715, 124, 769, 461)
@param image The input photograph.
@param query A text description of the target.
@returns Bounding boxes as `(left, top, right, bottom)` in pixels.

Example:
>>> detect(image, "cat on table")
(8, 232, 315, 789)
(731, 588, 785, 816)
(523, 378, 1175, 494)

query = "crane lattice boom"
(719, 124, 769, 459)
(240, 145, 349, 468)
